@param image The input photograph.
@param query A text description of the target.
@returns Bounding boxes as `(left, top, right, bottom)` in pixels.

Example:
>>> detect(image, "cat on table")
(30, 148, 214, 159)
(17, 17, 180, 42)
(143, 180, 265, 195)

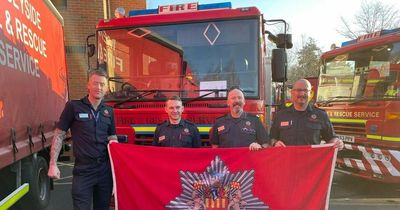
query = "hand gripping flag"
(108, 144, 337, 210)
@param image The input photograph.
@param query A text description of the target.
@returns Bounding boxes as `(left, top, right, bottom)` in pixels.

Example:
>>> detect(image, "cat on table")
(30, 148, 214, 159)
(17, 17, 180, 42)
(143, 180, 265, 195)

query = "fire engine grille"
(332, 122, 366, 137)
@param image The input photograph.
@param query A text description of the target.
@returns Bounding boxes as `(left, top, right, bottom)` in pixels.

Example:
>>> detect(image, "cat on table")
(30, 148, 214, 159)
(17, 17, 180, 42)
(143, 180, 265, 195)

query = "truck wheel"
(18, 156, 51, 210)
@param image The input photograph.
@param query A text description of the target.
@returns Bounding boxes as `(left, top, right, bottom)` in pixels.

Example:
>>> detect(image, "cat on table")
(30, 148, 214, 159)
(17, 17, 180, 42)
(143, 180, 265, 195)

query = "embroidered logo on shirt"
(217, 125, 225, 132)
(103, 109, 110, 117)
(159, 135, 166, 142)
(78, 113, 89, 119)
(280, 121, 289, 126)
(242, 127, 256, 134)
(184, 128, 189, 133)
(245, 121, 251, 126)
(309, 114, 319, 122)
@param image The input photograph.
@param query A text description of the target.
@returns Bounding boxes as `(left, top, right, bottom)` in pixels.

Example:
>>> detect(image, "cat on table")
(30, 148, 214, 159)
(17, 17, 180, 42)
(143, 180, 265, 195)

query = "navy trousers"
(72, 161, 113, 210)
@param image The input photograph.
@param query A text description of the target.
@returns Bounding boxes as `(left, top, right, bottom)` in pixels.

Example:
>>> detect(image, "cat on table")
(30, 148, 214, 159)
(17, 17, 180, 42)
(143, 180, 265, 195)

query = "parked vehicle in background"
(317, 28, 400, 183)
(88, 2, 291, 145)
(0, 0, 68, 209)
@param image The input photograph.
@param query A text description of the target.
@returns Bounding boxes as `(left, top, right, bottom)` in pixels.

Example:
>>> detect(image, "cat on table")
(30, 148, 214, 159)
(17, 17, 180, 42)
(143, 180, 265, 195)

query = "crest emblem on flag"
(166, 156, 269, 209)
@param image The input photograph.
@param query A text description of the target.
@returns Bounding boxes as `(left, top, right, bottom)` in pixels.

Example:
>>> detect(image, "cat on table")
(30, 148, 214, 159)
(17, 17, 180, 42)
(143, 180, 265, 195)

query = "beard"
(231, 102, 243, 114)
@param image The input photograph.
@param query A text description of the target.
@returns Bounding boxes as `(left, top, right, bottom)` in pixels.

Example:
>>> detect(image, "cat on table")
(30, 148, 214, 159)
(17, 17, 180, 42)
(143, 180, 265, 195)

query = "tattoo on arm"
(49, 128, 66, 165)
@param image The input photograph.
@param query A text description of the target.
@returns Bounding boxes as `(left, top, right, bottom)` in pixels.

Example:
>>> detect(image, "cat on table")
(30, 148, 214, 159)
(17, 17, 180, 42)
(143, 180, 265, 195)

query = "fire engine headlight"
(386, 112, 400, 120)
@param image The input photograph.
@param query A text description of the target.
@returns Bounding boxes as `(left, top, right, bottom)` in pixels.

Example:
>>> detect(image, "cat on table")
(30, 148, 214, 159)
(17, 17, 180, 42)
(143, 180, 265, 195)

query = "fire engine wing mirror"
(265, 31, 293, 49)
(271, 48, 287, 82)
(87, 44, 95, 57)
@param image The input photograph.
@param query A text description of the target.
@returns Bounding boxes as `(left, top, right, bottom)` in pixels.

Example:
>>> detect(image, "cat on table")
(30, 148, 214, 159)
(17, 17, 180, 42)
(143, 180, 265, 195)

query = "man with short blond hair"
(152, 95, 201, 147)
(48, 70, 117, 210)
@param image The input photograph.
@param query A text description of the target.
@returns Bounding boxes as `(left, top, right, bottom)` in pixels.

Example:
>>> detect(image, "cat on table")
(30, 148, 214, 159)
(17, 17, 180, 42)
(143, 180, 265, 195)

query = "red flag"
(109, 144, 337, 210)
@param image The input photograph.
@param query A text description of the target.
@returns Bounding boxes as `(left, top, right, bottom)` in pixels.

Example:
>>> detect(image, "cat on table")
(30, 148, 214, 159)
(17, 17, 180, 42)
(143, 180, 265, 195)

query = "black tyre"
(17, 155, 51, 210)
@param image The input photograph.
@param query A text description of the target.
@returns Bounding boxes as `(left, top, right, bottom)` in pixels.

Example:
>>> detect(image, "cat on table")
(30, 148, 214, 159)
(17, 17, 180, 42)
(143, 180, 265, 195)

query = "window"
(51, 0, 67, 10)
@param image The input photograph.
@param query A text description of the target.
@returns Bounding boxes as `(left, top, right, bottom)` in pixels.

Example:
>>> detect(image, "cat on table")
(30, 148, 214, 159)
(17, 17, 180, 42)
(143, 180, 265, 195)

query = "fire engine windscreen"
(317, 41, 400, 102)
(98, 19, 259, 100)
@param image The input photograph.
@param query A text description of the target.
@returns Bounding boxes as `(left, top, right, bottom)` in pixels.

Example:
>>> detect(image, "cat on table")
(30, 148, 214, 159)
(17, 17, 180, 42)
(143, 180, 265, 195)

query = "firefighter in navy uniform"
(270, 79, 344, 150)
(211, 87, 269, 150)
(153, 96, 201, 148)
(48, 70, 118, 210)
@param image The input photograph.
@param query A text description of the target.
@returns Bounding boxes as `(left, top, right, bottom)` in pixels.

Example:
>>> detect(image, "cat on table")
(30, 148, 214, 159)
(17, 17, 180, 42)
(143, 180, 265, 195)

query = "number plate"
(337, 135, 355, 143)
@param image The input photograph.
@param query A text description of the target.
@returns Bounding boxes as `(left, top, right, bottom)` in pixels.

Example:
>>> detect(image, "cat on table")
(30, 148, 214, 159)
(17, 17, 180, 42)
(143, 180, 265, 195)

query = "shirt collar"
(227, 112, 247, 120)
(167, 119, 184, 127)
(288, 104, 313, 112)
(81, 95, 105, 110)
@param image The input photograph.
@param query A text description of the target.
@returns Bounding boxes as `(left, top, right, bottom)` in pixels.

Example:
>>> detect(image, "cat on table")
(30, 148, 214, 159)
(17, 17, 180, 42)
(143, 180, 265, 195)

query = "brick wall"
(54, 0, 146, 99)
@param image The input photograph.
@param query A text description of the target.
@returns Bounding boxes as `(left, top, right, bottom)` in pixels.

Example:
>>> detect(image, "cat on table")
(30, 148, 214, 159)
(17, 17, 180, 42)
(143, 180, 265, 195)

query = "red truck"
(0, 0, 68, 209)
(317, 28, 400, 183)
(88, 2, 291, 146)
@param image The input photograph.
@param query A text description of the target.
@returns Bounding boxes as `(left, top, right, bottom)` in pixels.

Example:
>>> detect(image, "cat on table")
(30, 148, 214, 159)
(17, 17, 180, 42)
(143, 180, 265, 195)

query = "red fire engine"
(317, 28, 400, 183)
(88, 2, 291, 145)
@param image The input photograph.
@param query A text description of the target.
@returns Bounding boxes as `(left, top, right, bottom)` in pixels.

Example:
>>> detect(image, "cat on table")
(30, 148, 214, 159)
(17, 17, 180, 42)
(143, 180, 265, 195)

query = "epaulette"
(184, 120, 196, 126)
(246, 113, 259, 118)
(312, 105, 327, 112)
(216, 114, 229, 120)
(157, 120, 168, 126)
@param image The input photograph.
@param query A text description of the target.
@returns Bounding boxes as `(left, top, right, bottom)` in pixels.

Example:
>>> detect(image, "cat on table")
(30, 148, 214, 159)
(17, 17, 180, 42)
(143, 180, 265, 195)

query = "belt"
(75, 156, 109, 165)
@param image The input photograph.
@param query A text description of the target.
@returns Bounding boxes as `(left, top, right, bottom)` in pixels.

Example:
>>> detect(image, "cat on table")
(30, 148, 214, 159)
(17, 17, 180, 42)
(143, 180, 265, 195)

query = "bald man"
(270, 79, 344, 150)
(210, 87, 269, 151)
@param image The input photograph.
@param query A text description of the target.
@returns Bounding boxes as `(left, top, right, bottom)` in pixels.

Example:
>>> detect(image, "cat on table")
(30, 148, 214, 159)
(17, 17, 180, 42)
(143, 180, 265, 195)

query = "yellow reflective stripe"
(383, 136, 400, 141)
(133, 126, 212, 134)
(133, 127, 156, 132)
(367, 79, 383, 84)
(367, 134, 381, 140)
(0, 183, 29, 209)
(367, 135, 400, 142)
(198, 126, 211, 133)
(330, 118, 367, 124)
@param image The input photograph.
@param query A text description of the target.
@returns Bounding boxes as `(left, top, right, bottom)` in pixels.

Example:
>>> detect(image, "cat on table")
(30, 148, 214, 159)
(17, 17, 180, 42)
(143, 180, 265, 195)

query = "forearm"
(49, 128, 66, 166)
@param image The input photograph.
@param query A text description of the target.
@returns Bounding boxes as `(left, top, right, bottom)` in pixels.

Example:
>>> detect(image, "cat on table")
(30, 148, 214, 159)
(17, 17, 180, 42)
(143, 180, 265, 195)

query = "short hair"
(227, 86, 244, 95)
(166, 95, 182, 102)
(88, 70, 108, 80)
(165, 95, 182, 106)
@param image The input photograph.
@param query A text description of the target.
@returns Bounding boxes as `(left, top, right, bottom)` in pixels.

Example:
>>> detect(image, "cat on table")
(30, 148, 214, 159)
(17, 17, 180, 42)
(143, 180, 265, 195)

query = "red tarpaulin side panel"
(109, 144, 337, 210)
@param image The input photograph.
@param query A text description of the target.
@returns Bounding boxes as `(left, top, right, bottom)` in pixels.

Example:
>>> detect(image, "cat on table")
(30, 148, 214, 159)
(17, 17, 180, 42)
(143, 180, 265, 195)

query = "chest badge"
(217, 125, 225, 132)
(78, 113, 89, 119)
(184, 128, 189, 133)
(245, 121, 251, 126)
(311, 114, 317, 120)
(103, 109, 110, 117)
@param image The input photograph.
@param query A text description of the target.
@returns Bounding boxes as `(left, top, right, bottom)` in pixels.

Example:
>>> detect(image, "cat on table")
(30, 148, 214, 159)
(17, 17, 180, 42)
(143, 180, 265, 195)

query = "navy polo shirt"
(56, 96, 116, 162)
(270, 105, 336, 145)
(210, 112, 269, 148)
(152, 119, 201, 148)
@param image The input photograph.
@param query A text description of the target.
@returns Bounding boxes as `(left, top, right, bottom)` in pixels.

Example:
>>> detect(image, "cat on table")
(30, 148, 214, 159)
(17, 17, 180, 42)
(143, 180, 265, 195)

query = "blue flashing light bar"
(129, 2, 232, 17)
(341, 40, 356, 47)
(381, 28, 400, 36)
(199, 2, 231, 10)
(341, 27, 400, 47)
(129, 8, 157, 16)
